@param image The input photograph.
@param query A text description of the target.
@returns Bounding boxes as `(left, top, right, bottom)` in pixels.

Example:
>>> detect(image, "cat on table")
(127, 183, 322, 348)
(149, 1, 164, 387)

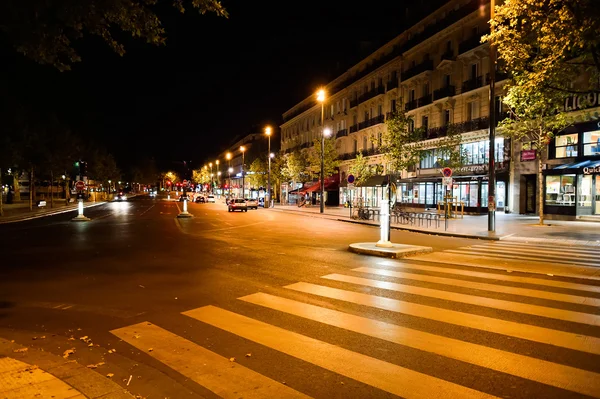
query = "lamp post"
(226, 153, 232, 196)
(240, 146, 246, 199)
(488, 0, 497, 232)
(317, 88, 326, 213)
(215, 160, 220, 195)
(209, 162, 213, 193)
(265, 126, 272, 207)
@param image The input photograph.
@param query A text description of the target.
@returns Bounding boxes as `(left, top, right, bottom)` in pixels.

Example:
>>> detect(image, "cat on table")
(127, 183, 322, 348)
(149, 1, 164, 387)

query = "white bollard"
(177, 198, 193, 218)
(376, 199, 392, 247)
(71, 199, 91, 222)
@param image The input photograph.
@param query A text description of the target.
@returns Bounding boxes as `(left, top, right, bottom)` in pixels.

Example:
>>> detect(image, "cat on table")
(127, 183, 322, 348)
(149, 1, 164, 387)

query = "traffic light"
(80, 161, 87, 176)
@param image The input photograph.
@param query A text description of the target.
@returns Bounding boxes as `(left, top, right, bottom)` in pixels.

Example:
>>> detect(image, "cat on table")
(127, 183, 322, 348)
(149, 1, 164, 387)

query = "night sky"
(0, 0, 443, 171)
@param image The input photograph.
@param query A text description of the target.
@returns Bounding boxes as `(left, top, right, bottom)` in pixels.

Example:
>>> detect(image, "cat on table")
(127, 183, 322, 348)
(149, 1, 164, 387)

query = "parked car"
(228, 198, 248, 212)
(207, 195, 216, 203)
(195, 196, 205, 203)
(178, 194, 190, 202)
(245, 198, 258, 209)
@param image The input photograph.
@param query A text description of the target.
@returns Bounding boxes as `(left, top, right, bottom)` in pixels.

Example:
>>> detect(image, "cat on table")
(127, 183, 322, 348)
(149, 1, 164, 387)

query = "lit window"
(555, 134, 578, 158)
(583, 130, 600, 155)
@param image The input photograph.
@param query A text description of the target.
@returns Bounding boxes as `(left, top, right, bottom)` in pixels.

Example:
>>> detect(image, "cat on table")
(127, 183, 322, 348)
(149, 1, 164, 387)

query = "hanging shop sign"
(520, 150, 536, 162)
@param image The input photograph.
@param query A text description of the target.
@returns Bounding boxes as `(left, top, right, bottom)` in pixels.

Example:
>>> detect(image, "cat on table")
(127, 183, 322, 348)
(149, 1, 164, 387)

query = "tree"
(349, 152, 373, 185)
(88, 149, 120, 196)
(484, 0, 600, 102)
(270, 151, 286, 202)
(281, 150, 307, 202)
(307, 137, 340, 179)
(499, 87, 569, 225)
(192, 168, 208, 186)
(382, 107, 464, 174)
(0, 0, 228, 71)
(248, 158, 267, 189)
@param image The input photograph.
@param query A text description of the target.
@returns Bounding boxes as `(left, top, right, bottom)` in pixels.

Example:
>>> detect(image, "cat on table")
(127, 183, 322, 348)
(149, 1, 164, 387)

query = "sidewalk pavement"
(269, 204, 600, 246)
(0, 201, 107, 224)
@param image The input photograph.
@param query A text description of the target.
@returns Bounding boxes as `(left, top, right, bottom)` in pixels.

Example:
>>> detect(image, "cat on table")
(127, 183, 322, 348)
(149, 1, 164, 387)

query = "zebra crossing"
(110, 259, 600, 399)
(441, 240, 600, 267)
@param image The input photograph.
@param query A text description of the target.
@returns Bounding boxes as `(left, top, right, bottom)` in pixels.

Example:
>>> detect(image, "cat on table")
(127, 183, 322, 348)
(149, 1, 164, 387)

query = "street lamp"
(487, 0, 497, 232)
(265, 126, 272, 207)
(240, 146, 246, 199)
(317, 88, 326, 213)
(226, 152, 232, 196)
(209, 162, 213, 193)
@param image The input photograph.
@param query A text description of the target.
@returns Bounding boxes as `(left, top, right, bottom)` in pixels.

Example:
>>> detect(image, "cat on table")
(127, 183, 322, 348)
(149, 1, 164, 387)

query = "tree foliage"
(382, 107, 464, 173)
(484, 0, 600, 102)
(0, 0, 228, 71)
(281, 150, 307, 183)
(248, 158, 267, 188)
(349, 153, 373, 185)
(192, 168, 208, 185)
(307, 137, 339, 179)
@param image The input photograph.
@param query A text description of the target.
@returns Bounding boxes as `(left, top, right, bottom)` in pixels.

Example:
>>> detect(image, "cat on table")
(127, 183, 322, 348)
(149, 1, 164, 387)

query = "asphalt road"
(0, 194, 598, 399)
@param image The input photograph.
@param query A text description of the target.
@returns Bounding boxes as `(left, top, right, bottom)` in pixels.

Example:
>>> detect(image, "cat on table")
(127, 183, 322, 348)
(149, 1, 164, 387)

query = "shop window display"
(555, 134, 578, 158)
(583, 130, 600, 156)
(545, 175, 576, 206)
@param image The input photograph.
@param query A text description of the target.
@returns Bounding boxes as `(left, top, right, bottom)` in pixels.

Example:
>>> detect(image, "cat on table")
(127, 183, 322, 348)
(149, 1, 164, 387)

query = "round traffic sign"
(75, 181, 86, 190)
(347, 174, 355, 184)
(442, 167, 452, 177)
(182, 179, 188, 185)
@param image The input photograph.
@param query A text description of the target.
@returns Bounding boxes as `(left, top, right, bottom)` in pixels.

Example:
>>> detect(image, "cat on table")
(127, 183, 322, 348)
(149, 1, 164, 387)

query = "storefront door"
(525, 175, 536, 214)
(595, 175, 600, 215)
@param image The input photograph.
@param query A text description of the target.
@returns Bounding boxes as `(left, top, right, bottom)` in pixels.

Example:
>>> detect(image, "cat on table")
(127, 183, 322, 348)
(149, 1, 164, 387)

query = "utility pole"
(488, 0, 497, 232)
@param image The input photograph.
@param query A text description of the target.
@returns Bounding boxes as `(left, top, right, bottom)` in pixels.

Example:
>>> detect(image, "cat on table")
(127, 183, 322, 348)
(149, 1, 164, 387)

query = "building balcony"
(336, 129, 348, 139)
(350, 99, 359, 108)
(458, 30, 489, 54)
(405, 100, 418, 112)
(339, 147, 382, 160)
(358, 115, 385, 130)
(349, 124, 359, 133)
(402, 59, 434, 81)
(423, 114, 509, 140)
(359, 85, 385, 104)
(433, 85, 456, 100)
(418, 94, 432, 107)
(386, 111, 398, 120)
(441, 49, 454, 61)
(486, 71, 509, 83)
(461, 76, 483, 93)
(386, 79, 398, 91)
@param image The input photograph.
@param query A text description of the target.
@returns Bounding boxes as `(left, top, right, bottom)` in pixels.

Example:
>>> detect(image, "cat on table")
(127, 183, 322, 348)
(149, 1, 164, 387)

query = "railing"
(386, 111, 397, 120)
(433, 85, 456, 100)
(423, 114, 509, 139)
(350, 99, 359, 108)
(349, 124, 359, 133)
(405, 100, 418, 112)
(486, 71, 509, 83)
(461, 76, 483, 93)
(418, 94, 432, 107)
(441, 49, 454, 61)
(339, 147, 382, 160)
(336, 129, 348, 139)
(359, 85, 385, 104)
(458, 29, 489, 54)
(402, 59, 434, 81)
(358, 115, 385, 130)
(386, 79, 398, 91)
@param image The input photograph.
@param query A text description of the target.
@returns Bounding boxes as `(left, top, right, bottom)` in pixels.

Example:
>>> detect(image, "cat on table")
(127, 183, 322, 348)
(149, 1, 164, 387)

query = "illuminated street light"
(316, 88, 326, 213)
(240, 146, 246, 198)
(265, 126, 272, 207)
(226, 153, 232, 196)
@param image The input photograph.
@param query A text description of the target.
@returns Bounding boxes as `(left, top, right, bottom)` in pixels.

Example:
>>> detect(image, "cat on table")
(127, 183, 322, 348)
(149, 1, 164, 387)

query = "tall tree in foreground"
(0, 0, 228, 71)
(307, 137, 340, 180)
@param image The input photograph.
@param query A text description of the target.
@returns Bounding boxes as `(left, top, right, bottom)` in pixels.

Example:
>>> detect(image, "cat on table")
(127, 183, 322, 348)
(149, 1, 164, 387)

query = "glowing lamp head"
(209, 162, 213, 167)
(270, 153, 275, 158)
(226, 152, 231, 160)
(240, 146, 245, 152)
(316, 89, 326, 103)
(216, 160, 219, 166)
(265, 126, 272, 136)
(228, 167, 233, 173)
(323, 128, 332, 137)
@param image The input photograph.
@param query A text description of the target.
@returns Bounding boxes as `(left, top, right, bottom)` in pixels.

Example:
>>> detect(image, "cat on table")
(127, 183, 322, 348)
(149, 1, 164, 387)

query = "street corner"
(348, 242, 433, 259)
(0, 335, 134, 398)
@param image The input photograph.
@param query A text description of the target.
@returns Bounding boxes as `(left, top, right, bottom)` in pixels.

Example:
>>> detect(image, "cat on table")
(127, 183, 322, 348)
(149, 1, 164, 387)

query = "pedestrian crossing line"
(285, 282, 600, 355)
(375, 261, 600, 294)
(475, 241, 600, 253)
(322, 274, 600, 326)
(353, 267, 600, 307)
(110, 322, 311, 399)
(448, 245, 600, 262)
(469, 243, 600, 258)
(183, 305, 499, 399)
(443, 249, 599, 267)
(240, 292, 600, 398)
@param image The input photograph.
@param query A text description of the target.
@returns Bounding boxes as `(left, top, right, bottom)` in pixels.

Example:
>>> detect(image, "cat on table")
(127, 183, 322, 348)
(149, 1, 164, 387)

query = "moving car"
(178, 194, 190, 202)
(245, 198, 258, 210)
(115, 192, 127, 201)
(228, 198, 248, 212)
(195, 195, 205, 203)
(207, 195, 216, 203)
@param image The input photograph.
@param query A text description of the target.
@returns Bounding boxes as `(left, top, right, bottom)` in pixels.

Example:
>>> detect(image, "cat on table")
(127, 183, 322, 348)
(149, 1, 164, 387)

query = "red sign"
(442, 167, 452, 177)
(520, 149, 536, 161)
(75, 181, 86, 191)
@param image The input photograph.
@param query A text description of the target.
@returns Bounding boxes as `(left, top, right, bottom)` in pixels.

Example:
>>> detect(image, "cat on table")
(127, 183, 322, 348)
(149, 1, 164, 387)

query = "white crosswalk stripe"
(443, 241, 600, 267)
(111, 259, 600, 399)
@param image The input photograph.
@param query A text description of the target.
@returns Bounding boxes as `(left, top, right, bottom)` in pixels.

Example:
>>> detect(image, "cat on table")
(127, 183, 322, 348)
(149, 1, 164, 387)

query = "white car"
(207, 195, 216, 203)
(228, 198, 248, 212)
(245, 198, 258, 209)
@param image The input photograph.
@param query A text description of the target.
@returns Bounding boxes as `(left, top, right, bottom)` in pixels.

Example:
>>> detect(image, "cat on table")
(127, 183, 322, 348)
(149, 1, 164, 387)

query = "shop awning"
(298, 175, 340, 194)
(356, 175, 388, 187)
(549, 159, 600, 173)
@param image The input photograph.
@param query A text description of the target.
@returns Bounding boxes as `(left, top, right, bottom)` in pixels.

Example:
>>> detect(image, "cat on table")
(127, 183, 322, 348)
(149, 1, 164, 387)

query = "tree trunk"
(537, 156, 544, 225)
(29, 167, 34, 211)
(13, 175, 21, 201)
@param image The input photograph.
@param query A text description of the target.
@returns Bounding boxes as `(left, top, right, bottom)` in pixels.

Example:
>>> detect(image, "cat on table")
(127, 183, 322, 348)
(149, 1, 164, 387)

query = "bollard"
(177, 198, 193, 218)
(71, 199, 91, 222)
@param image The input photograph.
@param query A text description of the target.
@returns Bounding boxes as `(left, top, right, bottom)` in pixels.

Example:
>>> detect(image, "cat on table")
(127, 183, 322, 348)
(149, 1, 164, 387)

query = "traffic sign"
(442, 167, 452, 177)
(75, 181, 86, 191)
(347, 174, 355, 184)
(443, 177, 453, 187)
(348, 183, 355, 189)
(183, 179, 188, 185)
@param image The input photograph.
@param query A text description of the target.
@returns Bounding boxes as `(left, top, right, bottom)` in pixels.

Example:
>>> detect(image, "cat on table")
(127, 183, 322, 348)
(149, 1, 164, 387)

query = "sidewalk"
(0, 201, 107, 224)
(269, 204, 600, 246)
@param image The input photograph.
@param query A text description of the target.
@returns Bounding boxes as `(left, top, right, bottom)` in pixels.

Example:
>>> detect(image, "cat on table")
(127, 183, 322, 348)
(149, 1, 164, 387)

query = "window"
(444, 74, 451, 87)
(420, 149, 450, 169)
(378, 104, 382, 116)
(422, 83, 429, 97)
(408, 118, 415, 132)
(353, 139, 358, 153)
(461, 138, 504, 165)
(342, 98, 346, 112)
(545, 174, 576, 206)
(422, 116, 428, 130)
(409, 89, 415, 102)
(353, 115, 358, 125)
(555, 133, 578, 158)
(451, 182, 479, 207)
(444, 109, 451, 125)
(391, 99, 396, 112)
(470, 63, 478, 79)
(378, 77, 383, 87)
(364, 111, 369, 121)
(578, 175, 593, 207)
(467, 101, 479, 120)
(363, 136, 368, 150)
(378, 132, 382, 147)
(341, 120, 346, 130)
(583, 130, 600, 155)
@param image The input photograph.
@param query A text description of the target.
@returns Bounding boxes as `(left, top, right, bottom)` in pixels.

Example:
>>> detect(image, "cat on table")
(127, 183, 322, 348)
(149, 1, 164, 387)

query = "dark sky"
(1, 0, 444, 172)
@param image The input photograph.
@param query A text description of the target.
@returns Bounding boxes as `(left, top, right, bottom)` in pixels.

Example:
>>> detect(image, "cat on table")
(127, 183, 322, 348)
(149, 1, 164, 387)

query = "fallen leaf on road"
(106, 373, 114, 378)
(63, 348, 75, 359)
(108, 349, 116, 354)
(148, 348, 153, 352)
(68, 337, 75, 341)
(88, 343, 94, 347)
(13, 348, 28, 353)
(133, 334, 140, 339)
(229, 357, 235, 362)
(245, 353, 251, 357)
(139, 285, 145, 288)
(79, 336, 89, 341)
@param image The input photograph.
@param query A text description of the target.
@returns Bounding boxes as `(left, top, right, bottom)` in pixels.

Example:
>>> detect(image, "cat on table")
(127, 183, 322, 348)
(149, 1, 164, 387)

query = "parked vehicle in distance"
(207, 195, 216, 203)
(195, 196, 205, 203)
(228, 198, 248, 212)
(178, 194, 190, 202)
(245, 198, 258, 209)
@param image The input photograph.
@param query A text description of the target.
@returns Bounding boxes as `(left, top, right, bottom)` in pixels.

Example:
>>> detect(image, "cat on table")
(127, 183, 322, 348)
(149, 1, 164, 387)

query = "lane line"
(285, 282, 600, 355)
(377, 261, 600, 293)
(139, 204, 155, 216)
(240, 292, 600, 398)
(110, 322, 310, 399)
(183, 306, 498, 399)
(353, 267, 600, 307)
(322, 274, 600, 326)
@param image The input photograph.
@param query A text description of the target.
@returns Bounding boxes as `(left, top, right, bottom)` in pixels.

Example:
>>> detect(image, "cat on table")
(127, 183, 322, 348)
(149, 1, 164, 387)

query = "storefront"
(543, 120, 600, 220)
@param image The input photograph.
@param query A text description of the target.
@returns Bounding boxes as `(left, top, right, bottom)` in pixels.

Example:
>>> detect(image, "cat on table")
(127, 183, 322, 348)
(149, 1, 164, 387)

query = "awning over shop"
(297, 175, 340, 194)
(548, 159, 600, 174)
(356, 175, 388, 187)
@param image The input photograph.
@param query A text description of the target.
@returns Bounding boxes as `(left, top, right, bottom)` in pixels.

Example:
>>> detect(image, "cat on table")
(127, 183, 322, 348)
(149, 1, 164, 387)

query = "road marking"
(471, 241, 600, 254)
(139, 204, 155, 216)
(353, 267, 600, 307)
(285, 282, 600, 355)
(183, 305, 498, 399)
(377, 261, 600, 293)
(240, 292, 600, 398)
(322, 274, 600, 326)
(0, 357, 85, 398)
(110, 322, 310, 399)
(443, 249, 599, 267)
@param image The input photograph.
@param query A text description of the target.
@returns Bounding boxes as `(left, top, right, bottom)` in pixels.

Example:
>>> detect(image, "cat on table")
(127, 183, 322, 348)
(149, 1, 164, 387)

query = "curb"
(348, 242, 433, 259)
(0, 202, 107, 225)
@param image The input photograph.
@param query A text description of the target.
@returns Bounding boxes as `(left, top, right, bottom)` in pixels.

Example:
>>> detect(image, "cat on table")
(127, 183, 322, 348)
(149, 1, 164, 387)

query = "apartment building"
(280, 0, 600, 218)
